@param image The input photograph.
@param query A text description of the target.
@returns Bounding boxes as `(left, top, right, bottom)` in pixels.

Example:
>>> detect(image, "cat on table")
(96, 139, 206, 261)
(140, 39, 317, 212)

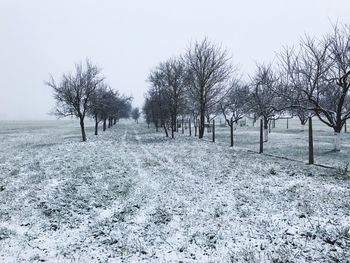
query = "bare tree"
(142, 98, 152, 128)
(142, 97, 155, 128)
(280, 24, 350, 150)
(220, 80, 251, 146)
(89, 84, 107, 135)
(46, 60, 103, 141)
(90, 86, 132, 133)
(250, 63, 282, 142)
(131, 107, 140, 123)
(325, 24, 350, 150)
(158, 58, 187, 138)
(99, 88, 115, 131)
(278, 54, 314, 130)
(115, 95, 132, 121)
(184, 38, 232, 138)
(147, 69, 170, 137)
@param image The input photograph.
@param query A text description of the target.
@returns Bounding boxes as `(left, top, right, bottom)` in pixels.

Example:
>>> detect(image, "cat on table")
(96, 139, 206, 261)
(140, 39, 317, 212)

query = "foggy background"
(0, 0, 349, 120)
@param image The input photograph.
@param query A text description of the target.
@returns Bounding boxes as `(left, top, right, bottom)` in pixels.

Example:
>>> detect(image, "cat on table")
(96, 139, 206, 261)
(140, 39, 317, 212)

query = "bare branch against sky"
(0, 0, 349, 120)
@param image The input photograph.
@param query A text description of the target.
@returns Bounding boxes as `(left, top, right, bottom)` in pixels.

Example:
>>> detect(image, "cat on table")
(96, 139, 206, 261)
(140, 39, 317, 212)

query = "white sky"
(0, 0, 349, 120)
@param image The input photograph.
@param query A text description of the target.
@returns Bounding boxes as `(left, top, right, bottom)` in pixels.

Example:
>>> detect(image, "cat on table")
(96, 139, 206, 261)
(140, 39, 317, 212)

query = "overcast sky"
(0, 0, 349, 120)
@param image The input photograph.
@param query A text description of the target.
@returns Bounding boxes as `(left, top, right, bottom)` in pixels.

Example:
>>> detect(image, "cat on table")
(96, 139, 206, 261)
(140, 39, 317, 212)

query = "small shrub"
(152, 207, 172, 225)
(334, 162, 350, 179)
(214, 206, 224, 218)
(269, 168, 277, 175)
(297, 200, 314, 216)
(0, 227, 15, 240)
(269, 245, 295, 263)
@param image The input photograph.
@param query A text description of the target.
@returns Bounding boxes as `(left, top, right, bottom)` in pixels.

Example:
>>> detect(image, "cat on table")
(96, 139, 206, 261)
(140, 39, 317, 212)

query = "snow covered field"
(0, 120, 349, 262)
(201, 117, 350, 168)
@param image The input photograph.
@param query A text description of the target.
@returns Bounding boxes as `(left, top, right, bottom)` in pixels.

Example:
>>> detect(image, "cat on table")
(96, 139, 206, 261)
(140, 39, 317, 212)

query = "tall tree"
(89, 84, 107, 135)
(147, 69, 170, 137)
(131, 107, 140, 123)
(46, 60, 103, 141)
(278, 53, 313, 130)
(280, 24, 350, 150)
(220, 80, 251, 146)
(184, 38, 232, 138)
(115, 95, 132, 121)
(159, 58, 187, 138)
(250, 63, 282, 142)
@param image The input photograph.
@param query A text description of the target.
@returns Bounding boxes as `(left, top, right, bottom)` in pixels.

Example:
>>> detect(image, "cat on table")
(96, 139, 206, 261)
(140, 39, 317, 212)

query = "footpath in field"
(0, 122, 349, 262)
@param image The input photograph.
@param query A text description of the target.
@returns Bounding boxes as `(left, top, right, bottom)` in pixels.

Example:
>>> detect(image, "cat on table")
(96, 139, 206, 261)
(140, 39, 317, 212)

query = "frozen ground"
(0, 120, 349, 262)
(201, 117, 350, 168)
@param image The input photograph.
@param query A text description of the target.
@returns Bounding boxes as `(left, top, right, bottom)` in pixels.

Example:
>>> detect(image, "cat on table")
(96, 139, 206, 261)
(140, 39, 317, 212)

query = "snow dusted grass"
(203, 117, 350, 168)
(0, 120, 349, 262)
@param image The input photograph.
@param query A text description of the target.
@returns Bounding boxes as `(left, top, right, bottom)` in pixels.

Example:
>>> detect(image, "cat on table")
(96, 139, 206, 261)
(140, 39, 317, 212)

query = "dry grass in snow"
(0, 120, 349, 262)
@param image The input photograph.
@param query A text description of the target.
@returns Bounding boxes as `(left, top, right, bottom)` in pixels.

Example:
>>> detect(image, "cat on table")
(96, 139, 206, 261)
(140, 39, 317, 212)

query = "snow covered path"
(0, 121, 349, 262)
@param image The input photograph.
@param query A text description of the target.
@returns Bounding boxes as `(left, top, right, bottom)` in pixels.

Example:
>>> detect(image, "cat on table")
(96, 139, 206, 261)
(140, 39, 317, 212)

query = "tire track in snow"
(127, 128, 162, 210)
(131, 129, 212, 199)
(106, 126, 163, 232)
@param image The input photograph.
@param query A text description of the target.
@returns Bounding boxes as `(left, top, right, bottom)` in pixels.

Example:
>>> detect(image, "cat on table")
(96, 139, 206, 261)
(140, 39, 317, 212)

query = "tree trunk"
(230, 120, 234, 147)
(94, 115, 98, 136)
(171, 124, 174, 139)
(344, 120, 347, 133)
(103, 119, 107, 131)
(80, 117, 87, 142)
(206, 115, 211, 133)
(199, 110, 205, 138)
(182, 119, 184, 134)
(189, 119, 192, 136)
(212, 119, 215, 143)
(260, 119, 263, 153)
(308, 117, 314, 164)
(194, 119, 197, 137)
(164, 124, 169, 137)
(263, 116, 268, 142)
(264, 129, 268, 142)
(334, 131, 341, 151)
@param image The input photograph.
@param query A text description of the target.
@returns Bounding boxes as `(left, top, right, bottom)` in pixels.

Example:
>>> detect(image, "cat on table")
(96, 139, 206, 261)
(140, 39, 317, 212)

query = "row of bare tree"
(47, 60, 132, 141)
(143, 23, 350, 151)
